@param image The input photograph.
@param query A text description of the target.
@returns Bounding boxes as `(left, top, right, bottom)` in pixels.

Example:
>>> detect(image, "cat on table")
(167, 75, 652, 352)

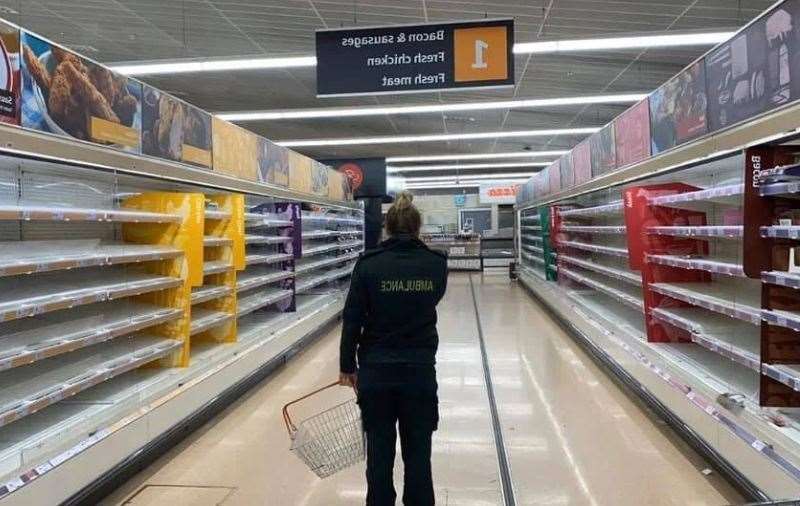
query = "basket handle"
(282, 380, 341, 435)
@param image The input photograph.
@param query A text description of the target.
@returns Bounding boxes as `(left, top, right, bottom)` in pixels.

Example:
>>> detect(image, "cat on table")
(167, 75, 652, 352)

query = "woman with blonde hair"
(340, 192, 448, 505)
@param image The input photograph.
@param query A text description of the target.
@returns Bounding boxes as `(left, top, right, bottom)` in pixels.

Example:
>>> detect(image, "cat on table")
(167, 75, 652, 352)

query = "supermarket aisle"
(103, 274, 742, 506)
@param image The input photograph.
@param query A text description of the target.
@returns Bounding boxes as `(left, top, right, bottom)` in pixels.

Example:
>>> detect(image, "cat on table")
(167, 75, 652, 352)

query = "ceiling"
(0, 0, 778, 179)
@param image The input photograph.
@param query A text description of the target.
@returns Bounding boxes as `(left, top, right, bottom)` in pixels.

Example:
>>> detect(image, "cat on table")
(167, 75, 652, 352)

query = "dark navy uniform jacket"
(340, 235, 448, 374)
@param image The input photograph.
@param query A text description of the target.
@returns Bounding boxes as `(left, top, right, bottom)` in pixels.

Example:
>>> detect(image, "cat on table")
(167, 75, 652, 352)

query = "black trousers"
(358, 364, 438, 506)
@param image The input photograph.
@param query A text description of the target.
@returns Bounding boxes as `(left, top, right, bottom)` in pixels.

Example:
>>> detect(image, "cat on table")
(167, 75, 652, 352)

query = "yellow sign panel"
(453, 25, 509, 83)
(181, 144, 212, 167)
(90, 117, 140, 148)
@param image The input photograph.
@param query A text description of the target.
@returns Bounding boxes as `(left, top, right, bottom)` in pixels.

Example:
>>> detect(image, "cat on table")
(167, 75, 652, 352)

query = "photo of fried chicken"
(21, 39, 140, 144)
(22, 45, 49, 92)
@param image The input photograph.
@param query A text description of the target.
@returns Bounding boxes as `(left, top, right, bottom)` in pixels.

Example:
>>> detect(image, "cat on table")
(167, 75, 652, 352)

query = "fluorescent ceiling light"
(513, 32, 733, 54)
(217, 93, 646, 121)
(277, 127, 599, 147)
(387, 151, 567, 163)
(110, 56, 317, 75)
(404, 172, 537, 182)
(111, 32, 729, 76)
(388, 162, 548, 173)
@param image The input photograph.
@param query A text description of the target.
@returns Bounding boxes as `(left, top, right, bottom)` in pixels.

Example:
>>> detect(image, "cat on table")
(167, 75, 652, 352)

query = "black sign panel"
(706, 0, 800, 131)
(316, 19, 514, 97)
(322, 157, 387, 198)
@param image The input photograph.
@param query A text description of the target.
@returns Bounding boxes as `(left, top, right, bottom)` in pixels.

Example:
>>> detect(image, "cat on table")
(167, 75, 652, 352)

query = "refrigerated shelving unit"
(0, 125, 363, 506)
(516, 128, 800, 499)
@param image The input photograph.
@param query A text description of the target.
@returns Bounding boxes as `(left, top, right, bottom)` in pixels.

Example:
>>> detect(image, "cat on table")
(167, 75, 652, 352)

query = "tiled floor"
(102, 274, 742, 505)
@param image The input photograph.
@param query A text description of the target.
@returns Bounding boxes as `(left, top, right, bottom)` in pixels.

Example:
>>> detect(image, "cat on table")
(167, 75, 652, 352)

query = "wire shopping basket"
(282, 381, 366, 478)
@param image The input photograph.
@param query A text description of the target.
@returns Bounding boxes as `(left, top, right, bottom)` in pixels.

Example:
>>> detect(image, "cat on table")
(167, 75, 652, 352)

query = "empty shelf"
(558, 202, 623, 217)
(648, 183, 743, 208)
(302, 243, 341, 257)
(522, 244, 544, 255)
(303, 230, 339, 240)
(236, 270, 293, 292)
(0, 243, 182, 278)
(245, 253, 293, 266)
(561, 225, 626, 234)
(648, 282, 761, 325)
(205, 209, 231, 220)
(559, 254, 641, 285)
(0, 205, 181, 223)
(245, 234, 291, 245)
(203, 236, 232, 247)
(522, 252, 544, 265)
(244, 213, 293, 227)
(190, 308, 233, 335)
(0, 301, 182, 372)
(558, 266, 643, 311)
(203, 260, 233, 275)
(191, 285, 233, 305)
(647, 254, 745, 277)
(650, 307, 760, 371)
(521, 226, 542, 231)
(302, 213, 362, 226)
(237, 289, 293, 317)
(760, 182, 800, 197)
(762, 309, 800, 332)
(522, 235, 543, 243)
(647, 225, 742, 238)
(295, 253, 359, 275)
(0, 335, 181, 428)
(761, 225, 800, 239)
(762, 364, 800, 393)
(560, 240, 628, 257)
(339, 241, 363, 250)
(0, 269, 181, 323)
(762, 270, 800, 288)
(338, 230, 364, 236)
(521, 215, 540, 222)
(295, 266, 354, 293)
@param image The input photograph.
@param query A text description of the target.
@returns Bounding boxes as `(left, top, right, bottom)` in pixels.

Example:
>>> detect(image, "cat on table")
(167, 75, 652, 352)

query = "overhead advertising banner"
(572, 141, 592, 184)
(323, 157, 387, 198)
(479, 182, 519, 204)
(258, 138, 289, 187)
(706, 0, 800, 132)
(316, 19, 514, 97)
(212, 117, 258, 180)
(288, 151, 314, 194)
(650, 60, 708, 154)
(559, 152, 574, 189)
(311, 161, 330, 196)
(547, 159, 561, 194)
(614, 99, 651, 167)
(590, 124, 616, 177)
(142, 86, 212, 168)
(21, 32, 142, 153)
(0, 22, 19, 125)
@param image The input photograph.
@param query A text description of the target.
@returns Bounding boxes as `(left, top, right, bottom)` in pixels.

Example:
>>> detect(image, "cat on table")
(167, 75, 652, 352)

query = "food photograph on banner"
(142, 86, 212, 168)
(323, 158, 387, 199)
(614, 99, 651, 167)
(590, 123, 616, 177)
(20, 31, 142, 152)
(211, 116, 258, 180)
(258, 137, 290, 187)
(288, 150, 314, 194)
(311, 161, 330, 196)
(706, 0, 800, 131)
(649, 60, 708, 154)
(0, 21, 19, 125)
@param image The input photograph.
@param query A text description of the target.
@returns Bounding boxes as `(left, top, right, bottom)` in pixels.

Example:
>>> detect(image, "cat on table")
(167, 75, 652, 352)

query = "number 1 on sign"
(472, 39, 488, 69)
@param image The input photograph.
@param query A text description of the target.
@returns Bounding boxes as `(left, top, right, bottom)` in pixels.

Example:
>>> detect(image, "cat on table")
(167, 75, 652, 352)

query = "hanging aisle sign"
(315, 19, 514, 97)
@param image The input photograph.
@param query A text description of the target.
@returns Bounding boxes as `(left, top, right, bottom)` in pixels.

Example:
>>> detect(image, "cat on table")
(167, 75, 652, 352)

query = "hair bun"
(395, 191, 414, 209)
